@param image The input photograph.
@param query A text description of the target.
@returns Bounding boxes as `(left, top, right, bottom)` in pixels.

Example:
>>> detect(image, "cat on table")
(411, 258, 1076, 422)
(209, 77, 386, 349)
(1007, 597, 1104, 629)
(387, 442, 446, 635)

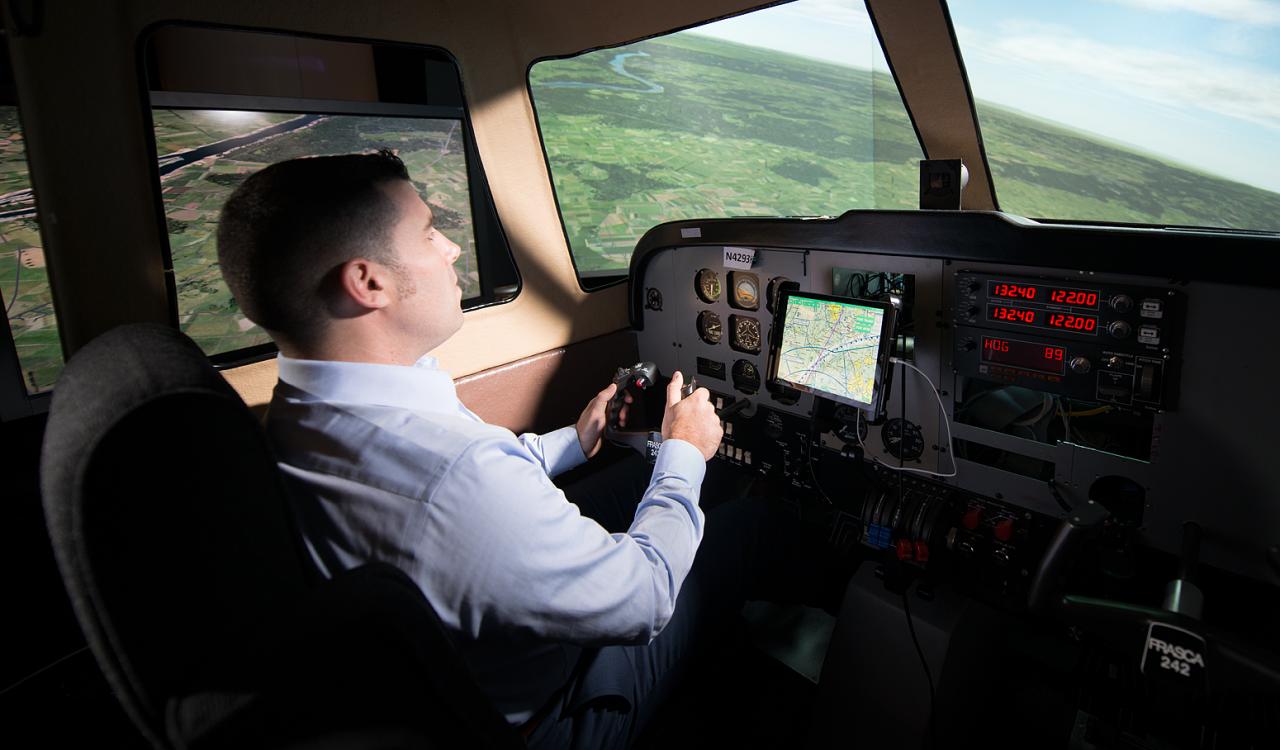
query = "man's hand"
(576, 382, 630, 459)
(661, 371, 723, 461)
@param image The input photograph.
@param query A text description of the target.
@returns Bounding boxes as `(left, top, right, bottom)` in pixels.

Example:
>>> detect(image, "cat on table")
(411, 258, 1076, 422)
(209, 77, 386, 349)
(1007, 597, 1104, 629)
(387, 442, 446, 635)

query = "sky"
(688, 0, 1280, 194)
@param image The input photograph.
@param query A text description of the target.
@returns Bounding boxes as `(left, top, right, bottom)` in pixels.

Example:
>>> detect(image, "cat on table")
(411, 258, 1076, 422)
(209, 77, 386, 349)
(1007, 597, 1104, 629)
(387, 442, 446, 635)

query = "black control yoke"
(604, 362, 694, 462)
(603, 361, 751, 461)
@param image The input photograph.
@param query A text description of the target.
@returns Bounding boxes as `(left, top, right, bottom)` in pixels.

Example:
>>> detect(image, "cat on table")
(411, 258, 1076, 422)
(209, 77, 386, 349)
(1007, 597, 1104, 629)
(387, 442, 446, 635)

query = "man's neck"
(283, 325, 431, 367)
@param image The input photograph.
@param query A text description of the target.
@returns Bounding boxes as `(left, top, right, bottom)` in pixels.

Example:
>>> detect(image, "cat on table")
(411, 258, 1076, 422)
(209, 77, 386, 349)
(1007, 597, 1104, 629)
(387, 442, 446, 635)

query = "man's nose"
(445, 234, 461, 264)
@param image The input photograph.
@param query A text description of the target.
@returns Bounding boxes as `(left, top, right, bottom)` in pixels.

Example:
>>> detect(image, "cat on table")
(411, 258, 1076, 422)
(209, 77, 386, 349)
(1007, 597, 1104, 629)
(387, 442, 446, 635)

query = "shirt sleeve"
(515, 425, 588, 478)
(419, 435, 706, 646)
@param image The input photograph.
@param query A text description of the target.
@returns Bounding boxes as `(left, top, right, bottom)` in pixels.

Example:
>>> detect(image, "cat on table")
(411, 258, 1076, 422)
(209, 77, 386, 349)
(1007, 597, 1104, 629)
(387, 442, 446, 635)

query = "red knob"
(914, 540, 930, 563)
(962, 507, 983, 530)
(994, 518, 1015, 542)
(895, 538, 914, 561)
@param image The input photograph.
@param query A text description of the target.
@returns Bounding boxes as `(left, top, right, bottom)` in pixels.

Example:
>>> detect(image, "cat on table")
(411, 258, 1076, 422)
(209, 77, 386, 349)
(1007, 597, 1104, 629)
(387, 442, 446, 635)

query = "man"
(216, 150, 730, 746)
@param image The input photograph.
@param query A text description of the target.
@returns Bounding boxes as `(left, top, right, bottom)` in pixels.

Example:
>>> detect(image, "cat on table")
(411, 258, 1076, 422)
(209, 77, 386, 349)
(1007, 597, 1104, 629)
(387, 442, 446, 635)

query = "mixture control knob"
(1109, 294, 1134, 313)
(1069, 356, 1091, 374)
(1108, 320, 1132, 339)
(962, 507, 983, 530)
(994, 518, 1015, 542)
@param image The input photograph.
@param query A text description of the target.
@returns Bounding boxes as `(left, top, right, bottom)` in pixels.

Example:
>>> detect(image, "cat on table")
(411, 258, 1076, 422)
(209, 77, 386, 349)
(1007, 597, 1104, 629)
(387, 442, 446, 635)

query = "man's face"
(380, 179, 464, 353)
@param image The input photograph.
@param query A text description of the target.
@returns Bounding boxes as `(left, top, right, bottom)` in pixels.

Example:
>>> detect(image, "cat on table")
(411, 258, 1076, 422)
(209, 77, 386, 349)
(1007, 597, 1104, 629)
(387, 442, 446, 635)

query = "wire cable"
(856, 358, 958, 478)
(807, 416, 836, 505)
(902, 585, 938, 748)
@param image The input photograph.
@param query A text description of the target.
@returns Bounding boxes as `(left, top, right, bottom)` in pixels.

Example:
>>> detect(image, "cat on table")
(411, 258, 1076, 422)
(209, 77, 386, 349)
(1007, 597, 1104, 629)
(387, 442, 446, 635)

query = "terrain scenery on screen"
(532, 30, 1280, 275)
(776, 296, 885, 407)
(152, 110, 478, 357)
(1, 109, 480, 390)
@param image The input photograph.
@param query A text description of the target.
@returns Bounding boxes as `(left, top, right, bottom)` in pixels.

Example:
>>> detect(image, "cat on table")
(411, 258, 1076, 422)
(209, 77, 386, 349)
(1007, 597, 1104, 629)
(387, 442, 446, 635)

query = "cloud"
(775, 0, 875, 33)
(1103, 0, 1280, 26)
(967, 28, 1280, 131)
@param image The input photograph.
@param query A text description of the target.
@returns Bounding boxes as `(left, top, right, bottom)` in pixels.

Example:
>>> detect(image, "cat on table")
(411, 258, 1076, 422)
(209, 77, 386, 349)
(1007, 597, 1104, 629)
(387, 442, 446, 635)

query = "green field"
(532, 33, 1280, 273)
(0, 107, 60, 393)
(531, 34, 922, 272)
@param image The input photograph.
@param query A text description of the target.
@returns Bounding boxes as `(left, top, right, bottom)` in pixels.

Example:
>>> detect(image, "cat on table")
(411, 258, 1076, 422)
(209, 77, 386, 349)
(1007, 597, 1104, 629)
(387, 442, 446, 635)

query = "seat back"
(40, 324, 315, 745)
(40, 323, 525, 749)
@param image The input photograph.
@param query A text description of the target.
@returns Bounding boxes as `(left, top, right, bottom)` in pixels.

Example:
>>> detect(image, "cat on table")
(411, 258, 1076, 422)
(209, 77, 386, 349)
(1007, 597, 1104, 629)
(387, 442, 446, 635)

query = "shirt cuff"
(653, 438, 707, 489)
(541, 424, 589, 477)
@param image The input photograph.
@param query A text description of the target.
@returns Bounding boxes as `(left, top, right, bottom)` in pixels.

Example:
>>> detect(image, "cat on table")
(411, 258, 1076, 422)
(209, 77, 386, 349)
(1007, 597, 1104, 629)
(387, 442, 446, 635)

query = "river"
(537, 51, 663, 94)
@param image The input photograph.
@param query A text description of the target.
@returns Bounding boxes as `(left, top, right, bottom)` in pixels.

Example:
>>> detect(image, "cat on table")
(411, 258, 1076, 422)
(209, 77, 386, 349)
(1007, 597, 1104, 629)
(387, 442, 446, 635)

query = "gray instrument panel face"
(638, 244, 1280, 584)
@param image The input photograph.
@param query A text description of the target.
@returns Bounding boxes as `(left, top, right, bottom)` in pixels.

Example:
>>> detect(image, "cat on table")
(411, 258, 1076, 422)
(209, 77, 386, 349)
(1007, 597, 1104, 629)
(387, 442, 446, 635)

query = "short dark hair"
(217, 149, 411, 348)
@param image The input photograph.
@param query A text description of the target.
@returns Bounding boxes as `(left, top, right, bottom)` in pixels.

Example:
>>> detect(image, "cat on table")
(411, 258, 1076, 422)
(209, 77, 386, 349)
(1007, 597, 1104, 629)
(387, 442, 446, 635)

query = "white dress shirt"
(265, 353, 707, 724)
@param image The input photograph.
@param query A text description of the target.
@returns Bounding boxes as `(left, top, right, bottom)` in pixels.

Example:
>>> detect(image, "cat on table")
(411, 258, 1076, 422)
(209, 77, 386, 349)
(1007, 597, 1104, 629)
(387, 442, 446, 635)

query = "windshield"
(529, 0, 922, 282)
(949, 0, 1280, 232)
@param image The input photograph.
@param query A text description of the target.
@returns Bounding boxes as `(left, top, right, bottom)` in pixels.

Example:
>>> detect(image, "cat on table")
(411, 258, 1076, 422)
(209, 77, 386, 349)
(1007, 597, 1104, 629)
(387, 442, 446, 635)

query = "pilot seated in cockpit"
(215, 149, 817, 747)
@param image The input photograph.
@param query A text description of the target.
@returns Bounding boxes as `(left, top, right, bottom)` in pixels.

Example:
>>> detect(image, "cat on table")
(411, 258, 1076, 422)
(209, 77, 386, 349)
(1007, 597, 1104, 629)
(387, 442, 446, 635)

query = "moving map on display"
(775, 295, 886, 407)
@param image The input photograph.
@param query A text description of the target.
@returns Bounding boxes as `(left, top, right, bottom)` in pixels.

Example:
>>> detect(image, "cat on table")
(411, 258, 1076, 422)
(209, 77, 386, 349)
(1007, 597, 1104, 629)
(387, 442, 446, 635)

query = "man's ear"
(337, 258, 395, 310)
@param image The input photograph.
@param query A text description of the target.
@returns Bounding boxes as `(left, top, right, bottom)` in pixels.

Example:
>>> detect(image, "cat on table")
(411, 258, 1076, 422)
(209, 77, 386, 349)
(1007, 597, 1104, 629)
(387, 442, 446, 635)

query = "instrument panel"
(632, 211, 1280, 585)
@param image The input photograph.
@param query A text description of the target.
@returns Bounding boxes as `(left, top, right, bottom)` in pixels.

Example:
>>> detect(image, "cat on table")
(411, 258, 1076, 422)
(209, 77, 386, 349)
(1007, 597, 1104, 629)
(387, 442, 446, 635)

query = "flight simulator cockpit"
(614, 208, 1280, 748)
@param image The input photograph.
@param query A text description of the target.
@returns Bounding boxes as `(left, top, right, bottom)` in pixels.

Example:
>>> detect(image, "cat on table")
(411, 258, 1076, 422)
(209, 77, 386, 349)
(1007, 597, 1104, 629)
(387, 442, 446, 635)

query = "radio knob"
(967, 281, 981, 293)
(1109, 294, 1134, 313)
(966, 305, 979, 317)
(962, 339, 977, 352)
(1108, 320, 1132, 339)
(1069, 356, 1091, 374)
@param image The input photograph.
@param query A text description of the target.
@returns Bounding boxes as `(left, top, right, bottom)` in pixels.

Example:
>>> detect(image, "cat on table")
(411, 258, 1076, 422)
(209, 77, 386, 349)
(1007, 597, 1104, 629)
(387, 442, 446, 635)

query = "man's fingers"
(598, 382, 617, 402)
(666, 370, 684, 405)
(689, 387, 710, 403)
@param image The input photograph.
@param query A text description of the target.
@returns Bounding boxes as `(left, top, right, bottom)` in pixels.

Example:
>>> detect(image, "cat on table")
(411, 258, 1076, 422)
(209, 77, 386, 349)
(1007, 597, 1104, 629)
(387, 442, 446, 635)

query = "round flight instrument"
(729, 315, 761, 354)
(766, 276, 793, 313)
(695, 269, 721, 303)
(729, 272, 759, 310)
(833, 404, 869, 445)
(696, 310, 723, 344)
(732, 359, 760, 394)
(881, 418, 925, 461)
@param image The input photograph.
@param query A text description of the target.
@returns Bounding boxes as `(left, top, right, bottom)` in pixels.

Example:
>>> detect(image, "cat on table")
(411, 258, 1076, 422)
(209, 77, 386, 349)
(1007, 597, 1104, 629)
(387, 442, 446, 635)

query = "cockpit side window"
(0, 32, 62, 414)
(143, 26, 518, 365)
(528, 0, 923, 290)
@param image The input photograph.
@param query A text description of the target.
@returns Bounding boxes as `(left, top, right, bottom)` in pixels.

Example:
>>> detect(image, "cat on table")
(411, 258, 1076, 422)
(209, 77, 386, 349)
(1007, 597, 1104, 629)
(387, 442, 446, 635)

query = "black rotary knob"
(1109, 294, 1134, 313)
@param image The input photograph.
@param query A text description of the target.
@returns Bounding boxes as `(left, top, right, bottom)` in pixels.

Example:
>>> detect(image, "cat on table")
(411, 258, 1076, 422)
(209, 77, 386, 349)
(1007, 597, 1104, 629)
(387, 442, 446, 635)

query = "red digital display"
(982, 337, 1066, 375)
(990, 282, 1038, 301)
(987, 304, 1098, 335)
(989, 305, 1039, 325)
(1047, 312, 1098, 332)
(1049, 289, 1099, 307)
(987, 280, 1100, 309)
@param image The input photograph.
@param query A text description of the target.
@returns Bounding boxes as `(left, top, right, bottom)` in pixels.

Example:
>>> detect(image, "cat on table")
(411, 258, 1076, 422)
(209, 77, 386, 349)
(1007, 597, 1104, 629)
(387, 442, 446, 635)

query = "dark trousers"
(527, 452, 819, 749)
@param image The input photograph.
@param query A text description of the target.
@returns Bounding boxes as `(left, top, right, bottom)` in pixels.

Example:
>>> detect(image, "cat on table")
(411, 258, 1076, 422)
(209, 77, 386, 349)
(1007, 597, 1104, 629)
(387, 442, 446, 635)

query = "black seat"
(39, 323, 523, 749)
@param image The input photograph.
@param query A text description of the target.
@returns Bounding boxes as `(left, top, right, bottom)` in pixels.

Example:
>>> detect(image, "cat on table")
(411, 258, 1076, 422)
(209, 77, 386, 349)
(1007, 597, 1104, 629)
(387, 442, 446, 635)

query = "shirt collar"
(276, 353, 460, 415)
